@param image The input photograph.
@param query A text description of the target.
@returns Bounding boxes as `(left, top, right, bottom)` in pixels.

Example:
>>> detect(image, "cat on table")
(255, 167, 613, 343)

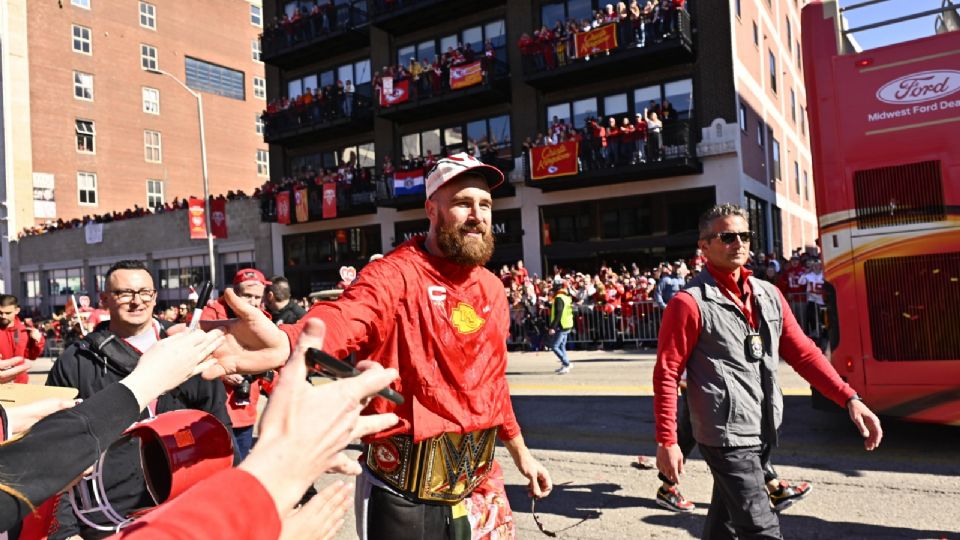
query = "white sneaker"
(555, 365, 571, 375)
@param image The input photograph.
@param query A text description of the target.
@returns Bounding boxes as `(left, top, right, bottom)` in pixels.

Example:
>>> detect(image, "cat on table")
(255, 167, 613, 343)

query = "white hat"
(425, 152, 504, 199)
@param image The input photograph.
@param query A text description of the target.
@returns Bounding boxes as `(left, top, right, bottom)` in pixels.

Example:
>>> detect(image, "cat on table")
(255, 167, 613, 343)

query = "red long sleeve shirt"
(0, 317, 45, 384)
(653, 264, 856, 445)
(282, 237, 521, 443)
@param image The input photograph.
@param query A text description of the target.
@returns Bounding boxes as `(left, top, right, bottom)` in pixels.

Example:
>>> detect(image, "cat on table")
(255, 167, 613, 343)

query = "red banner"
(188, 197, 207, 239)
(379, 79, 410, 107)
(450, 61, 483, 90)
(574, 23, 618, 57)
(530, 141, 579, 180)
(294, 188, 309, 223)
(322, 183, 337, 219)
(210, 197, 228, 239)
(276, 191, 291, 225)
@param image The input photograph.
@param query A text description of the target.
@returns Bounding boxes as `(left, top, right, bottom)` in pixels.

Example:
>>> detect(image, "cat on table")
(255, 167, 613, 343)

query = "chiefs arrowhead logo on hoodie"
(450, 302, 485, 334)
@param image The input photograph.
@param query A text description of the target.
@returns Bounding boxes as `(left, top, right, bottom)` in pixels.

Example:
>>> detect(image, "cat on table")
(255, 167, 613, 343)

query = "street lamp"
(146, 68, 216, 288)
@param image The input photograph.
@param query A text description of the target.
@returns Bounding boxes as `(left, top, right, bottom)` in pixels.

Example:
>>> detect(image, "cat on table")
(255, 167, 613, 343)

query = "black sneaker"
(770, 480, 812, 513)
(656, 486, 694, 513)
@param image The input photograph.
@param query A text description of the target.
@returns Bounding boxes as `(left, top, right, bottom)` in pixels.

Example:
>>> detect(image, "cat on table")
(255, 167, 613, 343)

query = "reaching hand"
(0, 357, 32, 384)
(120, 329, 225, 409)
(199, 289, 291, 379)
(847, 399, 883, 451)
(6, 397, 77, 435)
(656, 443, 684, 484)
(278, 481, 353, 540)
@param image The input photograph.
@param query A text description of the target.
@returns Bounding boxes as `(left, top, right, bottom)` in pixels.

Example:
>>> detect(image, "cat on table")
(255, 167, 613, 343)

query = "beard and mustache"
(436, 213, 495, 266)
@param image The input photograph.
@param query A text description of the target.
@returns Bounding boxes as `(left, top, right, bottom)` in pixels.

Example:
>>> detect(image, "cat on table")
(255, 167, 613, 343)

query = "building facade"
(260, 0, 818, 296)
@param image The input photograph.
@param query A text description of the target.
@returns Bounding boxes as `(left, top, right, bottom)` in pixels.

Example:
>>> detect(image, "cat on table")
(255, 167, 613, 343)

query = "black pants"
(699, 445, 783, 540)
(366, 486, 470, 540)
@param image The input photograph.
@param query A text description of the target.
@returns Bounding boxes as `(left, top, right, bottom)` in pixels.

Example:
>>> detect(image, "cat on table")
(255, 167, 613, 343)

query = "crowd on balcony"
(373, 41, 499, 105)
(260, 0, 363, 53)
(262, 80, 367, 135)
(523, 99, 689, 173)
(517, 0, 688, 72)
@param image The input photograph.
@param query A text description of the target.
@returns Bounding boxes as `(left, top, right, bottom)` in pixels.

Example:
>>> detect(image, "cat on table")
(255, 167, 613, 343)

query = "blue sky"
(837, 0, 952, 50)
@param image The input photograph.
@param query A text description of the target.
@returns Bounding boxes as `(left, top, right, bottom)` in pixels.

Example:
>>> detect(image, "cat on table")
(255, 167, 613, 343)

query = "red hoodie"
(0, 316, 45, 383)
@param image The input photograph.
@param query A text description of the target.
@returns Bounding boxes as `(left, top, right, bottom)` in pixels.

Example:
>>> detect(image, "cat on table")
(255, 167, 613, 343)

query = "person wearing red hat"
(201, 152, 552, 540)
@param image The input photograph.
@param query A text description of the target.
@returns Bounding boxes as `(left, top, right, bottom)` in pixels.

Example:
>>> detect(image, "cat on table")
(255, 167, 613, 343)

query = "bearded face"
(436, 210, 495, 266)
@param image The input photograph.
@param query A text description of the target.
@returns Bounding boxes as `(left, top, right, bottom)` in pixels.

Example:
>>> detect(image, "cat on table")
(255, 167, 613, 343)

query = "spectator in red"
(605, 116, 622, 167)
(0, 295, 45, 384)
(537, 26, 556, 70)
(620, 116, 636, 164)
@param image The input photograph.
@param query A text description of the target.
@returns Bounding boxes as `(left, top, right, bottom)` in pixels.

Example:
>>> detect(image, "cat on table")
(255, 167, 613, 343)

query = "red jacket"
(0, 316, 45, 383)
(282, 236, 520, 443)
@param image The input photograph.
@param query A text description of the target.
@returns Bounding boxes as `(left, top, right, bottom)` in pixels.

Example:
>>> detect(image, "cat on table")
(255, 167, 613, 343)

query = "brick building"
(0, 0, 268, 296)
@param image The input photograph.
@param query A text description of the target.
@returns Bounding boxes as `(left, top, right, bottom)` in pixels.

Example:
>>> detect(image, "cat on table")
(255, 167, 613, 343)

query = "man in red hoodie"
(201, 269, 273, 459)
(0, 295, 45, 384)
(653, 204, 882, 539)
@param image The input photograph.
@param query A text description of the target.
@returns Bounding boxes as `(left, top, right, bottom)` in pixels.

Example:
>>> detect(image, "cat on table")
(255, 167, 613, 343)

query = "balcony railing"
(261, 2, 369, 68)
(368, 0, 505, 32)
(519, 10, 693, 89)
(260, 175, 378, 224)
(263, 92, 374, 145)
(524, 120, 700, 191)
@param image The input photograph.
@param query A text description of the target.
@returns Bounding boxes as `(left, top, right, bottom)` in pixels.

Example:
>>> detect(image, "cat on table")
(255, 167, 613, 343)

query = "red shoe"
(770, 480, 812, 513)
(656, 485, 694, 513)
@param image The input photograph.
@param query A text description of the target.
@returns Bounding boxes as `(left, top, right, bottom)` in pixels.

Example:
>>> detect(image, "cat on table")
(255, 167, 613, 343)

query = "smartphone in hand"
(305, 348, 404, 405)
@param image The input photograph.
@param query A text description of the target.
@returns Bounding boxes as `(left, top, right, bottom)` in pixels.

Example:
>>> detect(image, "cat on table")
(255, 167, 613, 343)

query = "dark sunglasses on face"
(708, 231, 753, 244)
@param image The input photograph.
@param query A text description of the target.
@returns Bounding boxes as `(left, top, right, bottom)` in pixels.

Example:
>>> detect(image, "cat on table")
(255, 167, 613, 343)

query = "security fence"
(508, 300, 662, 350)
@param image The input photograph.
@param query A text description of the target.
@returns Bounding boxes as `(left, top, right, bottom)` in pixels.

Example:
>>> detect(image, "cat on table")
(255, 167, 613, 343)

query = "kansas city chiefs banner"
(210, 197, 228, 239)
(294, 187, 309, 223)
(450, 61, 483, 90)
(322, 183, 337, 219)
(530, 141, 579, 180)
(188, 197, 207, 239)
(575, 23, 618, 57)
(276, 191, 291, 225)
(379, 79, 410, 107)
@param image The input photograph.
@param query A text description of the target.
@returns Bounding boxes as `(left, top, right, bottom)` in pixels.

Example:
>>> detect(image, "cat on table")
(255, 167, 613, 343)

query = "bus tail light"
(845, 357, 854, 372)
(855, 58, 873, 68)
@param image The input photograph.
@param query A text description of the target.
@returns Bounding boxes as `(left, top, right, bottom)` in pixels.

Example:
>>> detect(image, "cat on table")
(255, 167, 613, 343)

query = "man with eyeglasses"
(653, 204, 883, 539)
(47, 260, 231, 540)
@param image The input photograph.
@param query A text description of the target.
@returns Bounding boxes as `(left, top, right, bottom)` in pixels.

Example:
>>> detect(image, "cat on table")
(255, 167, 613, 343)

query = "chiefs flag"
(188, 197, 208, 239)
(449, 61, 483, 90)
(210, 197, 228, 239)
(530, 141, 579, 180)
(294, 188, 309, 223)
(379, 79, 410, 107)
(322, 183, 337, 219)
(574, 23, 618, 57)
(276, 191, 291, 225)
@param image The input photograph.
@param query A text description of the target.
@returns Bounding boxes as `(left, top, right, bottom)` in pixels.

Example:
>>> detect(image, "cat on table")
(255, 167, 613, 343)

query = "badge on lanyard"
(746, 332, 764, 361)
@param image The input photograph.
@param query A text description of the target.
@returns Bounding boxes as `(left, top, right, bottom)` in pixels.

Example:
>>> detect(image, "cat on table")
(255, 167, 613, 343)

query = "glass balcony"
(261, 2, 369, 70)
(262, 92, 374, 146)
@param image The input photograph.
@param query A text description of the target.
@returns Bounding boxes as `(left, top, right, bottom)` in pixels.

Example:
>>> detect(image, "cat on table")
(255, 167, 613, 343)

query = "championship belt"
(366, 427, 497, 504)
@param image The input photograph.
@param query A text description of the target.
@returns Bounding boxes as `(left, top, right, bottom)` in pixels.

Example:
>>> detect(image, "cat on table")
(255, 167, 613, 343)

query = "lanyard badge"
(746, 332, 764, 361)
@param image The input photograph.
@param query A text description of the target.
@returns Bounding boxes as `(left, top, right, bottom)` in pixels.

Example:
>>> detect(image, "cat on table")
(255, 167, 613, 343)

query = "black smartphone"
(305, 348, 404, 405)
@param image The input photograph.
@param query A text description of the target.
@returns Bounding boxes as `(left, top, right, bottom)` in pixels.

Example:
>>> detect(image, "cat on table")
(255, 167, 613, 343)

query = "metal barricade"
(508, 301, 662, 350)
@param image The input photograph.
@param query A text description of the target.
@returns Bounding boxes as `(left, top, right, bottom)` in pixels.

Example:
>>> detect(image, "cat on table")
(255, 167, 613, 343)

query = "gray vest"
(682, 271, 784, 447)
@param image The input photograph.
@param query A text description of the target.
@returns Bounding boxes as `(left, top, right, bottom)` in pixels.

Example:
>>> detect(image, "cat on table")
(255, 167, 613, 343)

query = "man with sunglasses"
(47, 260, 231, 540)
(653, 204, 882, 539)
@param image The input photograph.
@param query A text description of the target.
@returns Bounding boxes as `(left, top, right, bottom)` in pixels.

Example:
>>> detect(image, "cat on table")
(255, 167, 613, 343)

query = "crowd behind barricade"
(517, 0, 689, 72)
(504, 247, 827, 351)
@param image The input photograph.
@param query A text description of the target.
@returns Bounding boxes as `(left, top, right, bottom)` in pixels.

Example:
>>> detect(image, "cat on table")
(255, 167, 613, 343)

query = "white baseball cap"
(424, 152, 504, 199)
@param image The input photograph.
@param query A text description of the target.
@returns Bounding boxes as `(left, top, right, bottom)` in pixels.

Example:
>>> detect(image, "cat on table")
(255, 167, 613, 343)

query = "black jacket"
(0, 383, 140, 536)
(45, 327, 231, 540)
(270, 301, 306, 325)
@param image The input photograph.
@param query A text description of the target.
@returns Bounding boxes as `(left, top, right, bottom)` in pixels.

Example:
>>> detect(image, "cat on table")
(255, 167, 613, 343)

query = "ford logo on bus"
(876, 70, 960, 104)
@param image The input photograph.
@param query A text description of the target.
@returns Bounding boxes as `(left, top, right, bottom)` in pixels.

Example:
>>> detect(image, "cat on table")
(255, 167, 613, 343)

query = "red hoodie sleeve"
(776, 290, 856, 407)
(25, 331, 45, 360)
(109, 468, 280, 540)
(652, 293, 701, 445)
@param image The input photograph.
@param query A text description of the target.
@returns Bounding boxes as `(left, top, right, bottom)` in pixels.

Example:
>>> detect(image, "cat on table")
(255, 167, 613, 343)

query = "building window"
(786, 18, 792, 53)
(251, 40, 261, 62)
(253, 76, 266, 100)
(395, 18, 508, 67)
(76, 120, 95, 153)
(142, 87, 160, 114)
(736, 0, 741, 18)
(790, 89, 797, 123)
(257, 149, 269, 176)
(139, 2, 156, 30)
(74, 71, 94, 101)
(794, 161, 801, 195)
(739, 103, 747, 132)
(78, 172, 97, 205)
(72, 0, 90, 8)
(141, 44, 158, 71)
(72, 25, 92, 55)
(772, 138, 781, 182)
(250, 4, 262, 27)
(147, 179, 164, 208)
(144, 130, 162, 163)
(769, 51, 777, 93)
(752, 22, 759, 46)
(757, 120, 764, 147)
(797, 42, 802, 71)
(185, 57, 245, 100)
(255, 113, 264, 135)
(803, 171, 810, 200)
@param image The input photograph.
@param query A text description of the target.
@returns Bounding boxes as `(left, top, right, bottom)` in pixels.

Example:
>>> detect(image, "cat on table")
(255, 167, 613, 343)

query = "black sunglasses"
(706, 231, 753, 244)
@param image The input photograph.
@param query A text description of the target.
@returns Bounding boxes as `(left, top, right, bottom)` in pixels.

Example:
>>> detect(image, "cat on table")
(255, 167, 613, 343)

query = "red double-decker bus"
(801, 0, 960, 425)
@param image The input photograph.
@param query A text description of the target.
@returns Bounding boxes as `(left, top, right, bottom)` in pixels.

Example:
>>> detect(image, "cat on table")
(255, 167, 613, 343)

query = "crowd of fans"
(263, 80, 368, 135)
(259, 0, 362, 53)
(517, 0, 688, 72)
(372, 40, 501, 105)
